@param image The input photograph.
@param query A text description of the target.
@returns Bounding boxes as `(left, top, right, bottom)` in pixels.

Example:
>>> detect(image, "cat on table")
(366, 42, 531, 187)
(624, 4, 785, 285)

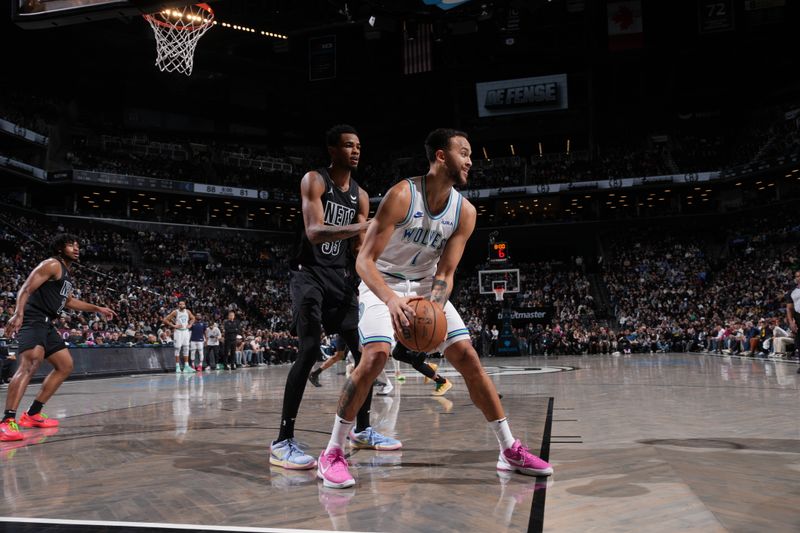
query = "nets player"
(163, 301, 195, 373)
(271, 125, 401, 470)
(1, 234, 116, 441)
(317, 129, 553, 488)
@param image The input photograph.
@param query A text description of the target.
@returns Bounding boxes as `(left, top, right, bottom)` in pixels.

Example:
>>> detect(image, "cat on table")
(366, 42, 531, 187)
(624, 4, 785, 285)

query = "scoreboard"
(489, 241, 509, 262)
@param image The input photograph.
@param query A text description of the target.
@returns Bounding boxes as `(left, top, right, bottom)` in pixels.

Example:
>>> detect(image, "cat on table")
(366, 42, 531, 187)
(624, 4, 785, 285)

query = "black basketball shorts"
(17, 322, 68, 358)
(290, 266, 358, 336)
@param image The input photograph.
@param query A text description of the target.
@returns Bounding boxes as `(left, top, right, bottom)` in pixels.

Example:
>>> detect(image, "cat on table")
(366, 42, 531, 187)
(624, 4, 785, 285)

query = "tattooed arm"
(431, 198, 476, 307)
(430, 279, 449, 307)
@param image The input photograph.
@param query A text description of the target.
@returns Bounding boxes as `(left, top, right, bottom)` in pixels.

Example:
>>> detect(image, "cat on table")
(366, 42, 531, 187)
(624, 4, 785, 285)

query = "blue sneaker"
(270, 438, 317, 470)
(348, 427, 403, 451)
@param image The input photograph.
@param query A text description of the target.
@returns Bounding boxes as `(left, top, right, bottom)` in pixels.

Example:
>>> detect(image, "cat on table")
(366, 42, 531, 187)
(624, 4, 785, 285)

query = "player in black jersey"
(0, 234, 116, 442)
(270, 125, 403, 470)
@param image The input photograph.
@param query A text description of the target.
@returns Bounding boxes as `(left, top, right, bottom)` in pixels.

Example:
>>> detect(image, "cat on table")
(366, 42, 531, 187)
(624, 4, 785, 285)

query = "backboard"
(478, 268, 520, 295)
(12, 0, 177, 29)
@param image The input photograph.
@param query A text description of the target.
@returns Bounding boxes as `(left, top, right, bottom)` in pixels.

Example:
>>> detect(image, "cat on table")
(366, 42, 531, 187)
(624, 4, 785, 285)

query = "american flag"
(404, 22, 433, 75)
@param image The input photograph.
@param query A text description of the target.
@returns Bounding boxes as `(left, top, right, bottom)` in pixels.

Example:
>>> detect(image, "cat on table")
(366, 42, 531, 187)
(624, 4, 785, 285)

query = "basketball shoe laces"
(324, 448, 348, 469)
(285, 439, 306, 458)
(508, 441, 536, 464)
(3, 419, 19, 432)
(357, 427, 376, 442)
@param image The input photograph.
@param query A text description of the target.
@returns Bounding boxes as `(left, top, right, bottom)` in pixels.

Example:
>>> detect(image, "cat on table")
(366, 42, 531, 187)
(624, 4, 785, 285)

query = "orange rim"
(143, 3, 214, 31)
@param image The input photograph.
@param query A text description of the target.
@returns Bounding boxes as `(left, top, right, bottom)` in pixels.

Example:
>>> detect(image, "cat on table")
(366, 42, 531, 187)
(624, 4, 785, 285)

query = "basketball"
(395, 298, 447, 353)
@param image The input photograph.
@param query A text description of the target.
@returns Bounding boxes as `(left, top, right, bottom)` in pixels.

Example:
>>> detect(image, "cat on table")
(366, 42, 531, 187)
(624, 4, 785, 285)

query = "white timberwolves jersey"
(376, 176, 463, 280)
(175, 309, 189, 330)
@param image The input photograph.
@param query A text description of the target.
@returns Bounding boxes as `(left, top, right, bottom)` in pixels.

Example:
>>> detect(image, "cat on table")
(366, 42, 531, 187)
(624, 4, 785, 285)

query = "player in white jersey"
(317, 128, 553, 489)
(163, 301, 196, 373)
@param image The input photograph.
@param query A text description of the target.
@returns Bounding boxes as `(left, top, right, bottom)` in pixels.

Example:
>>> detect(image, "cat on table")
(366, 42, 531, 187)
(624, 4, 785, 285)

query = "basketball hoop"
(143, 3, 215, 76)
(493, 287, 505, 301)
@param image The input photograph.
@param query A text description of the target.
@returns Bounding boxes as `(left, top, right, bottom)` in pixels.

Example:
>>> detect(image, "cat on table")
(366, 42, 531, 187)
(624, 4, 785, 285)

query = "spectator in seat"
(771, 322, 794, 357)
(0, 339, 16, 384)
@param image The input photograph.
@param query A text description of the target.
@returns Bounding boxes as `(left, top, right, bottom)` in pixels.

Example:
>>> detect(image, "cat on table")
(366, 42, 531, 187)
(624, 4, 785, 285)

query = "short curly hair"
(50, 233, 80, 257)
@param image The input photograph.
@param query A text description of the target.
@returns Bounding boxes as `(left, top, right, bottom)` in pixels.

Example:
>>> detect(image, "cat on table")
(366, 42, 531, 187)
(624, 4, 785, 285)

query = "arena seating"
(3, 89, 798, 194)
(0, 212, 296, 362)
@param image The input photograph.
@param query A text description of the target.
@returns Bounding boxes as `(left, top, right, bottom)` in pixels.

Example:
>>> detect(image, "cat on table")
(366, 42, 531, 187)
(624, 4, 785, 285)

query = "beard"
(446, 164, 467, 186)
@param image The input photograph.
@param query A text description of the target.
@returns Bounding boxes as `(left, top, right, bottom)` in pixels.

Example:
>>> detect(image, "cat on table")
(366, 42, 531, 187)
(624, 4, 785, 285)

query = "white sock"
(393, 358, 401, 374)
(326, 415, 354, 453)
(490, 417, 515, 451)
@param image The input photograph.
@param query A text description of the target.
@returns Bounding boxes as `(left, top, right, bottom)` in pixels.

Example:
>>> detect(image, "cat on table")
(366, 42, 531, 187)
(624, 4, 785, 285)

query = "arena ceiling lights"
(216, 20, 287, 40)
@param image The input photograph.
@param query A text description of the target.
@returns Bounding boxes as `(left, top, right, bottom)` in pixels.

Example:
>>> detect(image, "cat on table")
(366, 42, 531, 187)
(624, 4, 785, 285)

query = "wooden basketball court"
(1, 353, 798, 532)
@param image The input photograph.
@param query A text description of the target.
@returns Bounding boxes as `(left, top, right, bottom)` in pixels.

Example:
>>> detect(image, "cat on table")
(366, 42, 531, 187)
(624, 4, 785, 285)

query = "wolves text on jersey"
(401, 227, 448, 250)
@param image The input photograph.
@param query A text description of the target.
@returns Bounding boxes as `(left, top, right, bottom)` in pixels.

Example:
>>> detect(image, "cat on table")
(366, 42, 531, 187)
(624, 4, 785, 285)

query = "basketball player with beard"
(1, 234, 116, 441)
(317, 129, 553, 488)
(270, 125, 402, 471)
(163, 301, 196, 373)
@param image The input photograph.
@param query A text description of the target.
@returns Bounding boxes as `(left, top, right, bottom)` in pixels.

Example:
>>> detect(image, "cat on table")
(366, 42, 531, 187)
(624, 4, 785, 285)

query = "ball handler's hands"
(387, 296, 420, 334)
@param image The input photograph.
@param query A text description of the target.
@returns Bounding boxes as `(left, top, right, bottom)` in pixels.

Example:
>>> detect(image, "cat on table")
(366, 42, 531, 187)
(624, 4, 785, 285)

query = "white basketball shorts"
(357, 278, 470, 353)
(173, 329, 191, 350)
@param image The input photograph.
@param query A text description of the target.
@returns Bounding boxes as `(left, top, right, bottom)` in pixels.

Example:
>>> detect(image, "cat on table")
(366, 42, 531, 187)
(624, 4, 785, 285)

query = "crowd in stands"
(60, 122, 792, 196)
(757, 117, 800, 162)
(593, 143, 670, 181)
(0, 213, 298, 364)
(0, 199, 799, 364)
(0, 89, 56, 137)
(442, 205, 799, 359)
(67, 145, 298, 194)
(451, 259, 600, 357)
(670, 135, 726, 173)
(4, 85, 800, 196)
(594, 212, 800, 358)
(136, 231, 285, 268)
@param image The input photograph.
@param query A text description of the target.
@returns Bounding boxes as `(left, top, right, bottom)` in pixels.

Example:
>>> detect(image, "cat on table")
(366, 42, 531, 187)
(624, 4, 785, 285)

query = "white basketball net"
(144, 4, 215, 76)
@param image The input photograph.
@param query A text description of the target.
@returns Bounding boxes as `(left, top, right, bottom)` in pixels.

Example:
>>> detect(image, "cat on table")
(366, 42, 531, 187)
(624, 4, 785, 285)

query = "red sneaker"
(18, 412, 59, 429)
(0, 419, 23, 441)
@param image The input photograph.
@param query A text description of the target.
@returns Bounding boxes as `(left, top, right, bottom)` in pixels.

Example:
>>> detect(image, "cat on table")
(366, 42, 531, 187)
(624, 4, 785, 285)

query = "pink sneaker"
(497, 439, 553, 476)
(317, 447, 355, 489)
